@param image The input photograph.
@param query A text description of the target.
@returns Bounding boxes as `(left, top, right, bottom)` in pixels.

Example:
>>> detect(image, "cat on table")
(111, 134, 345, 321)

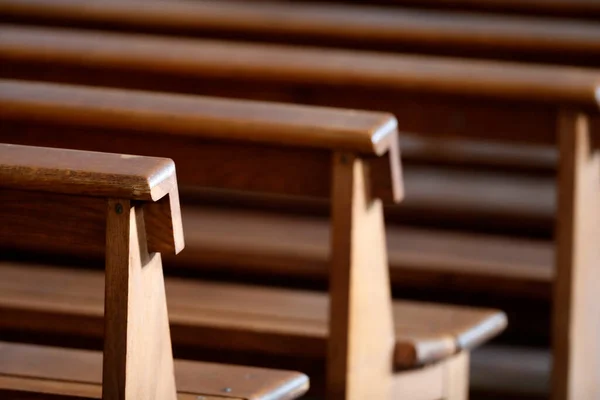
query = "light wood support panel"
(552, 109, 600, 400)
(327, 153, 395, 399)
(103, 199, 177, 399)
(390, 352, 469, 400)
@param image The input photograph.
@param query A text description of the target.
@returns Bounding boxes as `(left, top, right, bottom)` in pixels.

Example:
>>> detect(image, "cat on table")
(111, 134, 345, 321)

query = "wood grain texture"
(1, 26, 599, 110)
(552, 109, 600, 400)
(0, 188, 184, 256)
(0, 262, 506, 368)
(0, 189, 105, 256)
(0, 341, 309, 400)
(0, 82, 401, 202)
(2, 0, 598, 66)
(0, 144, 184, 255)
(103, 200, 177, 399)
(327, 153, 395, 398)
(0, 143, 175, 201)
(3, 28, 598, 149)
(0, 79, 397, 156)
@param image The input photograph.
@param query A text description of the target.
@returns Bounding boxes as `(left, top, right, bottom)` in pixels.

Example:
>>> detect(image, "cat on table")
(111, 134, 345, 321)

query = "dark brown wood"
(0, 80, 402, 202)
(0, 142, 175, 201)
(0, 78, 398, 156)
(0, 143, 184, 255)
(0, 262, 507, 368)
(1, 26, 598, 147)
(2, 0, 598, 66)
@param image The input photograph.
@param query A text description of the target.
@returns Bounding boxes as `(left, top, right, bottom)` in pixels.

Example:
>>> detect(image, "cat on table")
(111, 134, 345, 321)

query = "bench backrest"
(2, 0, 598, 66)
(0, 143, 184, 398)
(1, 25, 599, 149)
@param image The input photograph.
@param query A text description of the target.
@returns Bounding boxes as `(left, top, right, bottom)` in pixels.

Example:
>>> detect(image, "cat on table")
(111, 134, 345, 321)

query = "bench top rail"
(0, 79, 397, 157)
(0, 143, 184, 254)
(0, 80, 403, 202)
(0, 143, 175, 201)
(2, 0, 598, 65)
(1, 25, 599, 109)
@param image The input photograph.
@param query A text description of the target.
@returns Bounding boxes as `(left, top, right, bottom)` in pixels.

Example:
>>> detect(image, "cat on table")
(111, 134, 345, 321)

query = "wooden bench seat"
(2, 0, 598, 66)
(0, 341, 309, 400)
(0, 262, 507, 369)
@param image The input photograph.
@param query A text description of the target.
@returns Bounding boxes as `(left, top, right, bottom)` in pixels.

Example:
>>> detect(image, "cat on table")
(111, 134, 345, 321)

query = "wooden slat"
(302, 0, 600, 20)
(0, 262, 506, 368)
(0, 341, 309, 400)
(1, 26, 599, 147)
(1, 25, 598, 108)
(2, 0, 598, 66)
(0, 79, 397, 156)
(0, 143, 175, 201)
(0, 81, 402, 202)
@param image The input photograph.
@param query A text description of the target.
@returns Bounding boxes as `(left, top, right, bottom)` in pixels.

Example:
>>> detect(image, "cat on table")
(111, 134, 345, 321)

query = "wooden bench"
(2, 0, 598, 67)
(0, 143, 309, 400)
(0, 80, 507, 399)
(0, 27, 598, 397)
(0, 24, 574, 237)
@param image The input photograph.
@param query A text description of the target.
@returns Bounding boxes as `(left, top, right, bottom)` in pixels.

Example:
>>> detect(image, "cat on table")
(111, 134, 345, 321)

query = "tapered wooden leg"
(327, 153, 395, 400)
(552, 109, 600, 400)
(102, 199, 177, 400)
(444, 352, 469, 400)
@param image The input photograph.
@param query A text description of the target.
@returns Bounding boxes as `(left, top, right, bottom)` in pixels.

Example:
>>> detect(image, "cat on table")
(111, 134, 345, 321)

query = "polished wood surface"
(0, 341, 309, 400)
(552, 110, 600, 400)
(0, 78, 397, 156)
(1, 26, 599, 147)
(0, 262, 507, 368)
(102, 201, 177, 399)
(2, 25, 599, 107)
(0, 145, 184, 255)
(327, 153, 394, 397)
(0, 143, 175, 201)
(2, 0, 598, 66)
(0, 80, 402, 202)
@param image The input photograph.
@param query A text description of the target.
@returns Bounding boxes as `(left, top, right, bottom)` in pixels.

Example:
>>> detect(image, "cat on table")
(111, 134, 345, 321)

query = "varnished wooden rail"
(2, 0, 598, 67)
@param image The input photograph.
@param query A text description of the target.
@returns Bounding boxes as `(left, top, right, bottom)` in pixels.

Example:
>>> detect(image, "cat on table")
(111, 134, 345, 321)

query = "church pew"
(0, 81, 507, 399)
(2, 26, 599, 394)
(1, 0, 598, 67)
(0, 24, 585, 236)
(0, 143, 309, 400)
